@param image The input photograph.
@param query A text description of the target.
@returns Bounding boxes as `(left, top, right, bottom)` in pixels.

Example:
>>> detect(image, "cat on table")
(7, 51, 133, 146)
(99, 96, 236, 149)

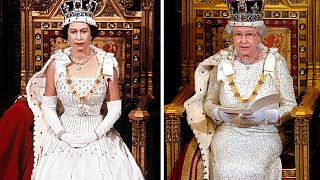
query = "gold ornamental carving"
(165, 103, 185, 179)
(129, 107, 150, 177)
(141, 0, 154, 11)
(282, 169, 296, 178)
(117, 0, 133, 9)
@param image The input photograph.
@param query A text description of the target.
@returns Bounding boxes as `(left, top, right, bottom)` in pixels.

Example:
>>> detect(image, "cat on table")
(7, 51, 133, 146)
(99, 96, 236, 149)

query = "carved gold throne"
(19, 0, 155, 178)
(165, 0, 320, 179)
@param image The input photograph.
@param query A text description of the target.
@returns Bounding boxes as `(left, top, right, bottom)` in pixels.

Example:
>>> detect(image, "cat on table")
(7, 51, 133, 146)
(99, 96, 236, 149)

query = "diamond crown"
(226, 0, 265, 23)
(60, 0, 98, 25)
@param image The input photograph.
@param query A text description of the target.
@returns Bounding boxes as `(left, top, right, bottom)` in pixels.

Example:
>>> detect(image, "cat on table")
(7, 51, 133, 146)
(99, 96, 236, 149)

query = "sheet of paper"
(217, 94, 281, 115)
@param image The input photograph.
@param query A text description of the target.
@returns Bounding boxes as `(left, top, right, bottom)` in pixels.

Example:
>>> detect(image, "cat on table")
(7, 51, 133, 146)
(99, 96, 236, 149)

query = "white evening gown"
(33, 64, 144, 180)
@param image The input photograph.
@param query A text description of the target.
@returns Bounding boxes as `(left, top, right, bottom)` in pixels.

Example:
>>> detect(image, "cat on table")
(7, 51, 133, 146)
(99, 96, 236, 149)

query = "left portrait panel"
(0, 0, 161, 179)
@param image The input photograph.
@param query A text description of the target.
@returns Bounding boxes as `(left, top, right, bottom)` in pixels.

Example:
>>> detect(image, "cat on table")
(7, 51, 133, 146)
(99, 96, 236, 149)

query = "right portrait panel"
(164, 0, 320, 179)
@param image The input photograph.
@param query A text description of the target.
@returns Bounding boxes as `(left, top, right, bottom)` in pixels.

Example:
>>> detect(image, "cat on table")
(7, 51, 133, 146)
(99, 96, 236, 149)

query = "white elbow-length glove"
(78, 100, 122, 144)
(41, 96, 65, 136)
(244, 109, 280, 124)
(75, 100, 122, 145)
(41, 96, 85, 147)
(94, 100, 122, 138)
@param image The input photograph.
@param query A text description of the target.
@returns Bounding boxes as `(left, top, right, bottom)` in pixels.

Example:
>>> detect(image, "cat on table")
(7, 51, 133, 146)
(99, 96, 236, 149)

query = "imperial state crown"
(226, 0, 265, 26)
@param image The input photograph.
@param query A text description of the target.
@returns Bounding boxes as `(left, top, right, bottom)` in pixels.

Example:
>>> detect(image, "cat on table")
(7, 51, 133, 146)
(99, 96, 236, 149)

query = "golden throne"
(19, 0, 155, 178)
(165, 0, 320, 179)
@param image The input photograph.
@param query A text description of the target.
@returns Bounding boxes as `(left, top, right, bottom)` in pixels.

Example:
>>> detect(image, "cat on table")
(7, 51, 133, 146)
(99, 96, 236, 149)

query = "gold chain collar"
(65, 64, 104, 101)
(226, 59, 266, 105)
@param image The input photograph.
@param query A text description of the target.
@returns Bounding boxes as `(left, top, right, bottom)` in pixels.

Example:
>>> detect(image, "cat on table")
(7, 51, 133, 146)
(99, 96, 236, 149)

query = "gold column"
(290, 87, 320, 180)
(164, 104, 184, 179)
(165, 85, 194, 179)
(20, 0, 33, 95)
(291, 109, 312, 180)
(128, 107, 150, 177)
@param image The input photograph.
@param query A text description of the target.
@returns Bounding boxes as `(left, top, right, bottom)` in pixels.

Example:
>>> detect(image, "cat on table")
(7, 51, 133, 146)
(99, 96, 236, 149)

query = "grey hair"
(225, 23, 267, 38)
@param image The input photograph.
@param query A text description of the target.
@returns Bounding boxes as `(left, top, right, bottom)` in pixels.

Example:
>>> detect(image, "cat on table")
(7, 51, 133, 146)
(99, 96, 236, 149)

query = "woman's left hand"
(244, 109, 279, 123)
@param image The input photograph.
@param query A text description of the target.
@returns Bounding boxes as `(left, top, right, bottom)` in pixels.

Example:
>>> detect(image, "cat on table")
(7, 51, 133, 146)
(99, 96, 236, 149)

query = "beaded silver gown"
(203, 48, 297, 179)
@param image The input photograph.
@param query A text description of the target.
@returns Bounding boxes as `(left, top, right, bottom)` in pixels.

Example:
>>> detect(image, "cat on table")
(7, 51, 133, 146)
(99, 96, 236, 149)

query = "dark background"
(0, 0, 21, 114)
(164, 0, 182, 104)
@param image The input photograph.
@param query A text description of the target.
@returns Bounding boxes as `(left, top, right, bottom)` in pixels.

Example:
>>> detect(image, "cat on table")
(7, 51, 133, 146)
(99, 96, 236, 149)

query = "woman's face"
(67, 23, 92, 51)
(232, 26, 261, 56)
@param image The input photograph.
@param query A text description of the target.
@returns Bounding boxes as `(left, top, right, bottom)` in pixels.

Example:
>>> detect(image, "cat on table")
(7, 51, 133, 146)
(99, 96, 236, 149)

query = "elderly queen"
(184, 0, 297, 179)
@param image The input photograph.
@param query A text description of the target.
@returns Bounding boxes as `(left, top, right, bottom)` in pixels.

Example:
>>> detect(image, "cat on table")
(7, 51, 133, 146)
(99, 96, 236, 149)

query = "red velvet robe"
(0, 99, 34, 180)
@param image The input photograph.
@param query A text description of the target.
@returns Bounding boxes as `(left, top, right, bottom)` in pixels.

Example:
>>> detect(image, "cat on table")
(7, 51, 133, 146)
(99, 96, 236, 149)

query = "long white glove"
(94, 100, 122, 138)
(41, 96, 65, 136)
(41, 96, 86, 147)
(213, 107, 238, 122)
(244, 109, 279, 123)
(68, 100, 121, 145)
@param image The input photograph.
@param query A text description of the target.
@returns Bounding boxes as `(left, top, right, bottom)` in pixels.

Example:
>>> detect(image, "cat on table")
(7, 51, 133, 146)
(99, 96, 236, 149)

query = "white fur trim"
(228, 20, 264, 27)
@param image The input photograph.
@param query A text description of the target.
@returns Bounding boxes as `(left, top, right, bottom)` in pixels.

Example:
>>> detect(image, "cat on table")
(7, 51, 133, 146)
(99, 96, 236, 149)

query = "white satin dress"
(33, 55, 144, 180)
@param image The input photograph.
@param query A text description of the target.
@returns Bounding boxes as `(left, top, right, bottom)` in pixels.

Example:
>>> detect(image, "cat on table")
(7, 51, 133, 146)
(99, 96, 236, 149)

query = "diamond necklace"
(70, 50, 93, 71)
(236, 50, 262, 70)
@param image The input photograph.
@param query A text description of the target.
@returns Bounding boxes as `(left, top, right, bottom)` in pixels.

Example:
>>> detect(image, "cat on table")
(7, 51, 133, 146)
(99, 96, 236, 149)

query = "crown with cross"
(226, 0, 265, 27)
(60, 0, 98, 28)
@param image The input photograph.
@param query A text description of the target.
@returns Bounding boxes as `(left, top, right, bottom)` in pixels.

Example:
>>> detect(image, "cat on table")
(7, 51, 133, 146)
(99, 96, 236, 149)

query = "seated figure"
(184, 0, 297, 179)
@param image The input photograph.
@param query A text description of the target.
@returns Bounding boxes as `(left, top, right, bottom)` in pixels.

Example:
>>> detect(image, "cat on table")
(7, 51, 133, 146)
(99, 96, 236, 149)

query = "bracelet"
(57, 130, 66, 140)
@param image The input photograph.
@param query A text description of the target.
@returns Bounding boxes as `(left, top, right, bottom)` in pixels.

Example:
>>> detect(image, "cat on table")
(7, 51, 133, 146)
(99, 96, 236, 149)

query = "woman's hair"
(225, 23, 267, 39)
(61, 24, 99, 40)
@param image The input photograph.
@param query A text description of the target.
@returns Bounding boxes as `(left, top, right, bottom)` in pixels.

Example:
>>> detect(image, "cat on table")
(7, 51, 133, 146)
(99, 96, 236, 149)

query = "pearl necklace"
(70, 50, 93, 71)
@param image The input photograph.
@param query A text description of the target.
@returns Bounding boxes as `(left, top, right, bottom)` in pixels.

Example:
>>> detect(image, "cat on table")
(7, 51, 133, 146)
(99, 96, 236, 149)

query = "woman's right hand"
(213, 108, 238, 122)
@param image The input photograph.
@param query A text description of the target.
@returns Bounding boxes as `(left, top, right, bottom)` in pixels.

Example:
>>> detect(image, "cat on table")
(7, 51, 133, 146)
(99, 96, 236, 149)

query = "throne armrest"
(170, 85, 195, 106)
(165, 85, 194, 179)
(287, 87, 320, 180)
(128, 94, 154, 177)
(291, 87, 320, 118)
